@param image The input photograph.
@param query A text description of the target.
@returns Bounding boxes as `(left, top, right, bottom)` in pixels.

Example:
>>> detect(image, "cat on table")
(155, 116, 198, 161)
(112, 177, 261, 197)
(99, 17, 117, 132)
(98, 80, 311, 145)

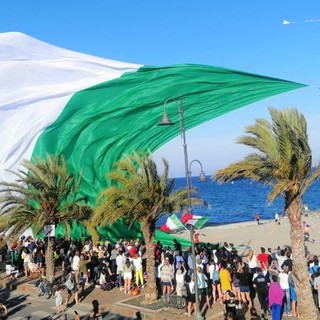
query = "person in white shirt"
(207, 259, 221, 303)
(186, 274, 196, 317)
(276, 249, 286, 271)
(22, 248, 31, 276)
(71, 251, 80, 282)
(246, 249, 258, 274)
(116, 250, 125, 290)
(279, 265, 291, 316)
(175, 264, 186, 296)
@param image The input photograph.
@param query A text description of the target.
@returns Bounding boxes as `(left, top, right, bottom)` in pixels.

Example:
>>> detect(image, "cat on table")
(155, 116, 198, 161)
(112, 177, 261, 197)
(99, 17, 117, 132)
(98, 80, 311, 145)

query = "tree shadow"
(3, 293, 29, 318)
(79, 283, 95, 302)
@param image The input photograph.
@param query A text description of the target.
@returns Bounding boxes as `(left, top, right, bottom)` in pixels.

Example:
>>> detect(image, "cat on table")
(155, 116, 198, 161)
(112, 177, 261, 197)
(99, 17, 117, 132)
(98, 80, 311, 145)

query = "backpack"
(65, 276, 74, 290)
(232, 274, 240, 288)
(212, 269, 220, 282)
(181, 283, 188, 297)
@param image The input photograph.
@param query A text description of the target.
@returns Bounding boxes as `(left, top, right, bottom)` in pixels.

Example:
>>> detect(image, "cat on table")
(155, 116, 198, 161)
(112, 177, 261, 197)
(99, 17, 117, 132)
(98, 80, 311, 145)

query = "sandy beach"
(178, 211, 320, 256)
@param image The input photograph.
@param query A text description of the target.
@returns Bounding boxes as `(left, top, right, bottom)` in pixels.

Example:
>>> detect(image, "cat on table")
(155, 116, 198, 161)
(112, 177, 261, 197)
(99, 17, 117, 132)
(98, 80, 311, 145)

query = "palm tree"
(213, 107, 320, 319)
(0, 154, 92, 282)
(91, 150, 192, 303)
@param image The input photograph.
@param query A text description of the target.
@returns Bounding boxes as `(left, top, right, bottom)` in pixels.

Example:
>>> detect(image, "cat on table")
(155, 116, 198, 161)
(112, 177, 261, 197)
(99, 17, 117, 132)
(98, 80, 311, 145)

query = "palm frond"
(213, 107, 314, 209)
(0, 154, 89, 240)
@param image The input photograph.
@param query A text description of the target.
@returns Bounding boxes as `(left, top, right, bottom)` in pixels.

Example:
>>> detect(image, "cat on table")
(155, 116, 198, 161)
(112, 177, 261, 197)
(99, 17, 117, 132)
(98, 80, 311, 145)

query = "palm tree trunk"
(287, 196, 319, 319)
(45, 237, 55, 282)
(141, 220, 158, 304)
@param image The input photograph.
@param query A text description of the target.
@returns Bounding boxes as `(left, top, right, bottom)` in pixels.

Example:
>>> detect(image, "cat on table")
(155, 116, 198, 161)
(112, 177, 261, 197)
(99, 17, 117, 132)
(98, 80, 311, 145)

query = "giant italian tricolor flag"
(0, 32, 307, 205)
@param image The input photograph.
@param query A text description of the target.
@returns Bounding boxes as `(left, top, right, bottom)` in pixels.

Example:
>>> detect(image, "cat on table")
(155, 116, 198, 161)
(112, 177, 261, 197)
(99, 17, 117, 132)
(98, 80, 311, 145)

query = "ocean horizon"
(157, 176, 320, 227)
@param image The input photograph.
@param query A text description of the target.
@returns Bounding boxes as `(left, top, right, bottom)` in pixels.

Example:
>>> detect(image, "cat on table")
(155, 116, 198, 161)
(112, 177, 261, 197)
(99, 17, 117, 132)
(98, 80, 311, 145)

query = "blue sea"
(157, 176, 320, 226)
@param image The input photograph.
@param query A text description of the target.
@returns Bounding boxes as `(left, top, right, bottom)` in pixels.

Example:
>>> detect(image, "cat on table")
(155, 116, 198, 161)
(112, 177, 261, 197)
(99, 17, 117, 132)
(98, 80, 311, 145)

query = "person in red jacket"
(257, 247, 269, 270)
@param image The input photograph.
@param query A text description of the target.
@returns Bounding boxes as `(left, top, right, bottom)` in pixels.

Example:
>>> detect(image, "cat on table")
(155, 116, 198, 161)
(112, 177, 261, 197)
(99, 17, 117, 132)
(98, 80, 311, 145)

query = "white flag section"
(0, 32, 141, 183)
(160, 214, 185, 232)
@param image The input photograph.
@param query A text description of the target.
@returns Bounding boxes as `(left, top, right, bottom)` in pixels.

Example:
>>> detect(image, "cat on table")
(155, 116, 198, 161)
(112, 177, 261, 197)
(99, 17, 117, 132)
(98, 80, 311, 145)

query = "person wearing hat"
(253, 267, 270, 317)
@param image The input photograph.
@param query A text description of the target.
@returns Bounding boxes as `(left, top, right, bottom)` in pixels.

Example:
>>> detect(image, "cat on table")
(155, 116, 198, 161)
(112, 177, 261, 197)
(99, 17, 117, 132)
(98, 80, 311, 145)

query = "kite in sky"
(283, 18, 320, 25)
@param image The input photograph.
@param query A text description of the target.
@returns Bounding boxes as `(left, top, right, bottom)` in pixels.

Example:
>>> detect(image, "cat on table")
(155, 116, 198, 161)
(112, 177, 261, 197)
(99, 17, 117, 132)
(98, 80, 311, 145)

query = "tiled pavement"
(1, 274, 301, 319)
(0, 273, 225, 319)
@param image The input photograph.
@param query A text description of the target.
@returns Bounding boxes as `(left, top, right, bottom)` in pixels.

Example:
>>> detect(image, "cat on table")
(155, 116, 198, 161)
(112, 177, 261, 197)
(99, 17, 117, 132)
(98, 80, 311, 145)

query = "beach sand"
(177, 211, 320, 256)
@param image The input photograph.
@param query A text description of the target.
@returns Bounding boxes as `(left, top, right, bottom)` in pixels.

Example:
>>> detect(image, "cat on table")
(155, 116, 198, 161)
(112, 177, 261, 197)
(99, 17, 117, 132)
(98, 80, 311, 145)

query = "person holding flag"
(194, 230, 200, 245)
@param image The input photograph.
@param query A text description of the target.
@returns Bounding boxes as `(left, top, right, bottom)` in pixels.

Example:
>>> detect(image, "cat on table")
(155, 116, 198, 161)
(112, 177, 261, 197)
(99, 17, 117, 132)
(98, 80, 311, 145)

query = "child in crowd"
(89, 300, 102, 320)
(55, 285, 63, 313)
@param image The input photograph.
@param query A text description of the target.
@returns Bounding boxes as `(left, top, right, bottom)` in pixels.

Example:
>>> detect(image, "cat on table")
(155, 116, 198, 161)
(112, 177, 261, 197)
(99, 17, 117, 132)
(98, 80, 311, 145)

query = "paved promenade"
(0, 273, 225, 319)
(0, 270, 301, 319)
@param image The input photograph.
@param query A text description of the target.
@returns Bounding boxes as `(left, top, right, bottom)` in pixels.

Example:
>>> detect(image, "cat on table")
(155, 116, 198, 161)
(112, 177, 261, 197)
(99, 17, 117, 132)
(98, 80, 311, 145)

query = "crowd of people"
(0, 232, 319, 319)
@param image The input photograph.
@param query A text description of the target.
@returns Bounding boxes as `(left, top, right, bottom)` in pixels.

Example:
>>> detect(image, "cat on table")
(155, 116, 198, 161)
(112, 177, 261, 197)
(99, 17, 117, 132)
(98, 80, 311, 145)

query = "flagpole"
(179, 95, 203, 320)
(158, 94, 203, 320)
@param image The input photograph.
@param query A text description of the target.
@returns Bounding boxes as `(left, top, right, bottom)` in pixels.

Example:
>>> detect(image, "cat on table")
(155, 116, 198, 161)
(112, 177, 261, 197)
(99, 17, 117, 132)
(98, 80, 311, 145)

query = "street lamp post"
(158, 94, 203, 320)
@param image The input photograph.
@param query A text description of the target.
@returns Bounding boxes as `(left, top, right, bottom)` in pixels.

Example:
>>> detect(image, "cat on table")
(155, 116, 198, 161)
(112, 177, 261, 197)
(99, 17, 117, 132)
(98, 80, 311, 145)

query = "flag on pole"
(181, 212, 193, 224)
(160, 214, 185, 232)
(181, 213, 208, 229)
(186, 217, 209, 229)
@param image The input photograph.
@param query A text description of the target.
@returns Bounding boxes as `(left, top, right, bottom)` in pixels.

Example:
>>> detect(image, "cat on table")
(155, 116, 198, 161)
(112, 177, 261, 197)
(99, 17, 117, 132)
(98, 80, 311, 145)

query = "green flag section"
(32, 64, 307, 205)
(96, 219, 143, 242)
(30, 219, 191, 250)
(155, 230, 191, 250)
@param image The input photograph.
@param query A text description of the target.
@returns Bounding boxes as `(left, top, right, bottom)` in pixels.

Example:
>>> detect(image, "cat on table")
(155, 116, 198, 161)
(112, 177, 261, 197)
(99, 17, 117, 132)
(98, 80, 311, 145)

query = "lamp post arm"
(189, 159, 204, 174)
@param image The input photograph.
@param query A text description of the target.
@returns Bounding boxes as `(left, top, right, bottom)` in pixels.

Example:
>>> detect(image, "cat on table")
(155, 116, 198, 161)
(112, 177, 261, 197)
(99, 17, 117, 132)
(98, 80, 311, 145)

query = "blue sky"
(1, 1, 320, 177)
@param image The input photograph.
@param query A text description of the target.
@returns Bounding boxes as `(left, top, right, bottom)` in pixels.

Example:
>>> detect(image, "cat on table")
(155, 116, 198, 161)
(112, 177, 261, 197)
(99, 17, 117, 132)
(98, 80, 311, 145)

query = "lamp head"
(158, 112, 175, 126)
(199, 170, 207, 182)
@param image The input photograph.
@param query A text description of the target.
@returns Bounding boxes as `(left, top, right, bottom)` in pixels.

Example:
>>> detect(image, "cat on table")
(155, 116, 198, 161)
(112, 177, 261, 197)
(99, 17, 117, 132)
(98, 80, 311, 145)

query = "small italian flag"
(160, 214, 185, 232)
(182, 213, 208, 229)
